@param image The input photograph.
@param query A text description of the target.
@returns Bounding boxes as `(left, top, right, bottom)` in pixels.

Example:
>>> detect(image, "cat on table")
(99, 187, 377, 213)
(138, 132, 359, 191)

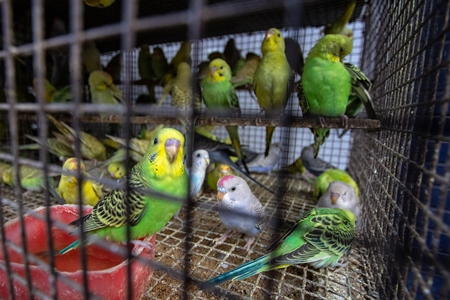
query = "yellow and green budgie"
(58, 157, 103, 206)
(203, 207, 357, 287)
(3, 165, 58, 194)
(253, 28, 293, 157)
(59, 127, 188, 254)
(201, 58, 249, 173)
(314, 168, 359, 200)
(47, 114, 107, 162)
(299, 34, 354, 128)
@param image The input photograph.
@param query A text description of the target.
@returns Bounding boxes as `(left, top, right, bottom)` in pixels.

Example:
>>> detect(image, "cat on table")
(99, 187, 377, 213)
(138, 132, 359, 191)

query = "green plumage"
(204, 208, 356, 286)
(253, 28, 293, 156)
(59, 128, 188, 255)
(300, 34, 353, 119)
(314, 169, 359, 200)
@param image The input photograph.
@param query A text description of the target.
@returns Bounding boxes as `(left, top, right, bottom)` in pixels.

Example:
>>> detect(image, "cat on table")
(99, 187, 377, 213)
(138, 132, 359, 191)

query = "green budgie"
(59, 127, 188, 254)
(201, 58, 249, 173)
(299, 34, 354, 128)
(253, 28, 293, 157)
(203, 207, 356, 287)
(314, 168, 359, 200)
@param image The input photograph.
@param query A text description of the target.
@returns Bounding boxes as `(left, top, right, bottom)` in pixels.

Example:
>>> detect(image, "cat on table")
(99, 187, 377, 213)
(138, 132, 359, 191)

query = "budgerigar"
(230, 53, 261, 88)
(21, 134, 73, 161)
(84, 0, 116, 8)
(203, 207, 356, 287)
(299, 34, 353, 128)
(81, 41, 102, 74)
(300, 145, 335, 177)
(189, 149, 210, 199)
(214, 175, 268, 252)
(253, 28, 293, 157)
(138, 44, 156, 102)
(3, 165, 58, 194)
(0, 162, 11, 183)
(33, 78, 71, 103)
(47, 114, 107, 162)
(107, 161, 126, 179)
(317, 181, 361, 228)
(245, 143, 282, 174)
(58, 157, 103, 206)
(59, 127, 188, 254)
(206, 163, 233, 192)
(170, 41, 191, 71)
(88, 70, 124, 120)
(314, 168, 359, 199)
(151, 47, 168, 81)
(323, 0, 356, 36)
(201, 58, 248, 172)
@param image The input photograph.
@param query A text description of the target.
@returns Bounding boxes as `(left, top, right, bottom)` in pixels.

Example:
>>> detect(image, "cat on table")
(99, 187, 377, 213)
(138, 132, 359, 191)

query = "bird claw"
(130, 239, 153, 253)
(213, 231, 232, 245)
(243, 236, 255, 252)
(341, 115, 349, 130)
(319, 116, 327, 128)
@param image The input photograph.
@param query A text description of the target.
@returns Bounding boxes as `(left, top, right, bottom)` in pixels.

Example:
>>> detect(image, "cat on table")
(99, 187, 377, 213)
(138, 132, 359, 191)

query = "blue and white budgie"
(245, 143, 282, 174)
(214, 175, 268, 252)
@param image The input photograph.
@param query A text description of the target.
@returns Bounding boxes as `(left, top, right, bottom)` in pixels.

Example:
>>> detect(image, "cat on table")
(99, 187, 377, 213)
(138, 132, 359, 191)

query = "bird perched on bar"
(323, 0, 356, 37)
(88, 70, 124, 120)
(317, 181, 361, 228)
(300, 145, 335, 177)
(47, 114, 107, 163)
(299, 34, 354, 128)
(203, 207, 357, 287)
(314, 169, 359, 200)
(253, 28, 293, 157)
(206, 163, 234, 192)
(57, 157, 103, 206)
(201, 58, 249, 173)
(244, 143, 282, 174)
(59, 127, 189, 255)
(214, 175, 268, 252)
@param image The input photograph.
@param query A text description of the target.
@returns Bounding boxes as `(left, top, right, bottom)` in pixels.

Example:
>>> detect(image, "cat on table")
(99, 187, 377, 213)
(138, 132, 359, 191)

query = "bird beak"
(217, 191, 225, 201)
(165, 138, 181, 163)
(330, 192, 340, 204)
(209, 66, 217, 76)
(265, 29, 274, 39)
(205, 157, 210, 165)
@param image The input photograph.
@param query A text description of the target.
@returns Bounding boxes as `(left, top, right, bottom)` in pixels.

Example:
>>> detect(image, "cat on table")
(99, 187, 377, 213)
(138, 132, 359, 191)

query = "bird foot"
(318, 116, 327, 128)
(340, 115, 349, 130)
(332, 261, 349, 273)
(213, 230, 232, 245)
(243, 236, 255, 252)
(23, 190, 33, 198)
(130, 239, 153, 252)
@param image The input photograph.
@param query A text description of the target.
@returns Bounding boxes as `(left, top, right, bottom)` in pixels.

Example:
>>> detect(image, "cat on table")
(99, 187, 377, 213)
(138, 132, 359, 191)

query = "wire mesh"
(0, 0, 447, 299)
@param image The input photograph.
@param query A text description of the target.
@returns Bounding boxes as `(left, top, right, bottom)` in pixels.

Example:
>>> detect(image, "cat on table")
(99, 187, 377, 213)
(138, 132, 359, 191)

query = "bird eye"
(340, 47, 344, 52)
(196, 153, 200, 157)
(219, 73, 223, 76)
(220, 66, 223, 70)
(153, 138, 158, 145)
(277, 33, 281, 37)
(231, 187, 236, 191)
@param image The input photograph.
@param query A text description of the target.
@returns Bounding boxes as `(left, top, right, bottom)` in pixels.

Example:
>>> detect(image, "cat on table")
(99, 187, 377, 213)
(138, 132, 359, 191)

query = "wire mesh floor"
(1, 174, 379, 299)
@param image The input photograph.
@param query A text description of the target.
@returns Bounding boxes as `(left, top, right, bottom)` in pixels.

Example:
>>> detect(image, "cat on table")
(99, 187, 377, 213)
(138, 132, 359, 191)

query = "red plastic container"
(0, 205, 155, 299)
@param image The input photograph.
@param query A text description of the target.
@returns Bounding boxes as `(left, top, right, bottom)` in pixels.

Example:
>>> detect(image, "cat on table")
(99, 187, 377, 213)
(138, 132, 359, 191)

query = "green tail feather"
(225, 125, 249, 173)
(203, 254, 270, 288)
(265, 126, 276, 157)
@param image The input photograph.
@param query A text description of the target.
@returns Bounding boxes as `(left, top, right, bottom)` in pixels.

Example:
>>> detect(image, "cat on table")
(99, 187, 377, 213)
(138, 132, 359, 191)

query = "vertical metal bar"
(121, 1, 137, 300)
(31, 0, 58, 298)
(68, 0, 90, 298)
(183, 0, 203, 298)
(0, 1, 15, 298)
(2, 0, 34, 298)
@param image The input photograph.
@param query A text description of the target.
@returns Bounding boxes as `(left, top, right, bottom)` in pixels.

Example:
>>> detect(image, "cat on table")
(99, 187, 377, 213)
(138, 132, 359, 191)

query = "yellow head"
(62, 157, 86, 183)
(308, 34, 353, 63)
(261, 28, 286, 54)
(108, 161, 126, 179)
(88, 70, 113, 91)
(207, 59, 232, 83)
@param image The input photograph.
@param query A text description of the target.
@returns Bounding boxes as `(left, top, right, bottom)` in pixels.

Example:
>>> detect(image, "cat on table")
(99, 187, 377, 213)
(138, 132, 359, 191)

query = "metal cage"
(0, 0, 448, 299)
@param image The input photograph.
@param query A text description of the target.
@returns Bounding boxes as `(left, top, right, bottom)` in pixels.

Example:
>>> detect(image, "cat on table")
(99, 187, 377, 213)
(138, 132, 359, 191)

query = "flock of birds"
(3, 0, 374, 293)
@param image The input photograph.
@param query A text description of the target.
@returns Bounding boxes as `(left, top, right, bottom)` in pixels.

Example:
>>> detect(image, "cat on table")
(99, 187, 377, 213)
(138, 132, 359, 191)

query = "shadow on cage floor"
(0, 174, 379, 300)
